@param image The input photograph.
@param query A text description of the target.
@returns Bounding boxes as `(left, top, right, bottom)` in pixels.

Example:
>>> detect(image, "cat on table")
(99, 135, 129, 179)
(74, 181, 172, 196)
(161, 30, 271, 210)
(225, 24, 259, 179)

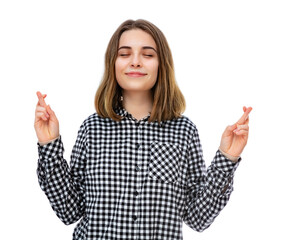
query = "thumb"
(223, 123, 237, 136)
(231, 123, 238, 130)
(227, 123, 237, 132)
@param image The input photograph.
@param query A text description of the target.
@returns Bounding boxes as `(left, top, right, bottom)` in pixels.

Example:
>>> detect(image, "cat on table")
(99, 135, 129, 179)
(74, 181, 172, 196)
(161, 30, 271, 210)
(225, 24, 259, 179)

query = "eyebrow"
(118, 46, 157, 53)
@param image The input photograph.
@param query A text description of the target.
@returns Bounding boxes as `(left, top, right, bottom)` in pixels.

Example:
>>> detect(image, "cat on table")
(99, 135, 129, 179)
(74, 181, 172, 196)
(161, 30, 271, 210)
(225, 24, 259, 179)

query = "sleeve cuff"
(37, 135, 64, 161)
(214, 149, 241, 174)
(38, 135, 61, 146)
(210, 150, 241, 195)
(218, 148, 240, 162)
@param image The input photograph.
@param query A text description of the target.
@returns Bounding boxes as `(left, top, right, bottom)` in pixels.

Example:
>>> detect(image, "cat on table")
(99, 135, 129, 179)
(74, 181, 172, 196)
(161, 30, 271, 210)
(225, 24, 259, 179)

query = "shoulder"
(80, 112, 112, 128)
(164, 114, 198, 136)
(173, 114, 197, 129)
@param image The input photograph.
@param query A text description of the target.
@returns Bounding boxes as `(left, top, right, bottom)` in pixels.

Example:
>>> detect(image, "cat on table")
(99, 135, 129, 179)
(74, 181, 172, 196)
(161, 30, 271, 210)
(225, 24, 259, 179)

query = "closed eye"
(118, 54, 153, 57)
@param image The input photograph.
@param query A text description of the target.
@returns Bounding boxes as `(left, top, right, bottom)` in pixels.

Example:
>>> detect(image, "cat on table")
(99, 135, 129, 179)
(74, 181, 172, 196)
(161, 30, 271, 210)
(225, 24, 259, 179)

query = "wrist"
(218, 147, 240, 162)
(38, 135, 60, 146)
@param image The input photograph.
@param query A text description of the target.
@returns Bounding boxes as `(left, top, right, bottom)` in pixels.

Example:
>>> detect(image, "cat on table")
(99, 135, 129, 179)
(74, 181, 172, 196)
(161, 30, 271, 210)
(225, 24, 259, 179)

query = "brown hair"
(94, 19, 186, 124)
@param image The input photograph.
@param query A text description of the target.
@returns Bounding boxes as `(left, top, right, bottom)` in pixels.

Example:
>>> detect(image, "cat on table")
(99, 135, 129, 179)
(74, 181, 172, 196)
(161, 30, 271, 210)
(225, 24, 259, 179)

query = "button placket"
(135, 165, 141, 172)
(133, 121, 144, 233)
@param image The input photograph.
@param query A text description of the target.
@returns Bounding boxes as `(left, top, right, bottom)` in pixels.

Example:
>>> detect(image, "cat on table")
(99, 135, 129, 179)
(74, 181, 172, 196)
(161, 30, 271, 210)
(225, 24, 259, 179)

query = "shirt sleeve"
(183, 127, 241, 232)
(36, 122, 87, 225)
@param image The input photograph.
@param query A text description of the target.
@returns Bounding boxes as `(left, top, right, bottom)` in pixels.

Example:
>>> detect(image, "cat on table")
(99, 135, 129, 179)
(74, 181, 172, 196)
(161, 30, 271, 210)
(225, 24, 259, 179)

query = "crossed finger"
(237, 106, 252, 125)
(36, 91, 47, 107)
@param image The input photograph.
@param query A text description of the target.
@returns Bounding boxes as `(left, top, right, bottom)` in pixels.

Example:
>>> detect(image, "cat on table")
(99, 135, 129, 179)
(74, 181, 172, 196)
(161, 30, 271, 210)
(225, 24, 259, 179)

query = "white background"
(1, 0, 283, 239)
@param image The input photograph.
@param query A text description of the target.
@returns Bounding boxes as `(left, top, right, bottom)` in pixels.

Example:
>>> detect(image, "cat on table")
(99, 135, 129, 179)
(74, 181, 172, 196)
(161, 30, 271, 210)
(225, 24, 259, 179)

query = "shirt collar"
(114, 106, 164, 127)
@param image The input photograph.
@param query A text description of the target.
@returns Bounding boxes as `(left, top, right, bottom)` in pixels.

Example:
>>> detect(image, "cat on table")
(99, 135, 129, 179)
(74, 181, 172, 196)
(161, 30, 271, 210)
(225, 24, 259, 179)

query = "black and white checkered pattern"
(37, 106, 241, 239)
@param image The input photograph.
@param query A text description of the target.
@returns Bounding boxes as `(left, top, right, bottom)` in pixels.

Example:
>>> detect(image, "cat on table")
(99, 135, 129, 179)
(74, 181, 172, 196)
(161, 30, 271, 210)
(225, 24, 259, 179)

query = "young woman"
(35, 19, 252, 240)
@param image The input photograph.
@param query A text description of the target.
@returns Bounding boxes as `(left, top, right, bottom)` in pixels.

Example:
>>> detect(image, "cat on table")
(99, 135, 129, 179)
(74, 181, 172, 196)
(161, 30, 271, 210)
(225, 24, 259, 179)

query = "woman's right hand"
(34, 91, 60, 143)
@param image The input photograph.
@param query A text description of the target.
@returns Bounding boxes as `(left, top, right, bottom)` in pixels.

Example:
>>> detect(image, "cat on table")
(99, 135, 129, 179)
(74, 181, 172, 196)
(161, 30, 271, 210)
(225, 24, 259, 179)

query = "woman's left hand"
(219, 106, 253, 161)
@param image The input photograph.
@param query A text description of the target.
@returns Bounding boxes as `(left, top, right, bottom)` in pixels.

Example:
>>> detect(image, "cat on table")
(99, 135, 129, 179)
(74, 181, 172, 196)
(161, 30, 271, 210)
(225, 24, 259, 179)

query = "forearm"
(37, 136, 84, 225)
(183, 150, 241, 232)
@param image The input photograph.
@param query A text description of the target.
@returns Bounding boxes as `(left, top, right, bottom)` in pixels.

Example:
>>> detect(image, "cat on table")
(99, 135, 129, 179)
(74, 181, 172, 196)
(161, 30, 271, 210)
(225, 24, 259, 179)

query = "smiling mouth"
(125, 73, 147, 77)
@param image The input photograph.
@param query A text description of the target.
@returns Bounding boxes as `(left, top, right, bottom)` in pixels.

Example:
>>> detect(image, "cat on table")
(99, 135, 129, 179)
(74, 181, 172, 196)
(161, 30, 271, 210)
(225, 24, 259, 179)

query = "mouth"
(125, 72, 147, 77)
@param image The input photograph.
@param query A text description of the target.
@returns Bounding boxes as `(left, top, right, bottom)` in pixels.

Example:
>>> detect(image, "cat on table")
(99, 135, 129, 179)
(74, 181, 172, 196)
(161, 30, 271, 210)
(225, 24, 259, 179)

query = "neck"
(122, 90, 153, 120)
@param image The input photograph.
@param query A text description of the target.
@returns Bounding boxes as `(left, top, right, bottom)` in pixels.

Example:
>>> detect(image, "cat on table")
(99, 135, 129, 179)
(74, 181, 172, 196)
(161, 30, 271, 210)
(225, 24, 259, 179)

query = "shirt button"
(135, 165, 140, 171)
(134, 190, 139, 196)
(133, 215, 138, 221)
(136, 143, 141, 149)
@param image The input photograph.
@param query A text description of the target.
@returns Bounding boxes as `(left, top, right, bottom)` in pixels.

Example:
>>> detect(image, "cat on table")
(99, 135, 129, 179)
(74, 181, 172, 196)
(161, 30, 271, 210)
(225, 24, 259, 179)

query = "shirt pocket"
(148, 141, 182, 184)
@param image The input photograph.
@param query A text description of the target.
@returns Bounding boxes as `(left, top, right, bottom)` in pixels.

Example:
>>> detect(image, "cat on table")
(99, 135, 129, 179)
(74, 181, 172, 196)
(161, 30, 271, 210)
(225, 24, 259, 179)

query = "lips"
(126, 72, 147, 77)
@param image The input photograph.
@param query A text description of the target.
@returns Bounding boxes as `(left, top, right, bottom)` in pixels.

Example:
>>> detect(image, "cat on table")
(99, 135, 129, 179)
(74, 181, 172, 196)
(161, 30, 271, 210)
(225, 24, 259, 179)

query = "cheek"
(149, 61, 159, 77)
(115, 61, 123, 82)
(146, 63, 159, 84)
(115, 59, 128, 74)
(114, 59, 120, 73)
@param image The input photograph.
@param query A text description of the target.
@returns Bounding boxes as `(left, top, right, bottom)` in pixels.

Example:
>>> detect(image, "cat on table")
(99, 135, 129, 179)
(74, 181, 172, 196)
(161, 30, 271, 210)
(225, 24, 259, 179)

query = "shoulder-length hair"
(94, 19, 186, 124)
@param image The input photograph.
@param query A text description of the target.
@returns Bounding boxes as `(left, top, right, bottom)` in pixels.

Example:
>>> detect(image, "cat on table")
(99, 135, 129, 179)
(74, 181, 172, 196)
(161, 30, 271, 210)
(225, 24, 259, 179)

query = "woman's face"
(115, 29, 159, 93)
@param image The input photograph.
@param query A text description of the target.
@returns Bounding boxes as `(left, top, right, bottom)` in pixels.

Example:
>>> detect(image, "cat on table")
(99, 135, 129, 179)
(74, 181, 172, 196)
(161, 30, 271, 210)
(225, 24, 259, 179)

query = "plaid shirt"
(36, 106, 241, 240)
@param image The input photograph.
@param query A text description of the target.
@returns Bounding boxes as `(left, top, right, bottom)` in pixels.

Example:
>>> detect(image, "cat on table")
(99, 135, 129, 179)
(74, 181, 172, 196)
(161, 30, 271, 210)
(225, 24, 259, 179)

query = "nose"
(131, 54, 142, 68)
